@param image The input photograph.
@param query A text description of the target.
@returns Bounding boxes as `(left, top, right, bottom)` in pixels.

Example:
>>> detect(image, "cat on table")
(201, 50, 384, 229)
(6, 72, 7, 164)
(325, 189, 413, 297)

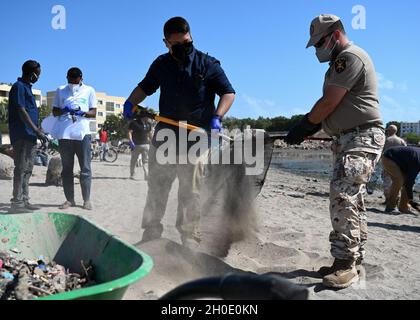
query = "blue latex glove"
(73, 109, 86, 117)
(123, 100, 135, 119)
(210, 115, 223, 132)
(129, 141, 136, 150)
(62, 106, 72, 114)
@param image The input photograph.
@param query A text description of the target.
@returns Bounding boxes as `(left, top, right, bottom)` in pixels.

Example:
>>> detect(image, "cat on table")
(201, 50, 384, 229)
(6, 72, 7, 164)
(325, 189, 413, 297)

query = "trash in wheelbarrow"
(0, 212, 153, 300)
(0, 250, 96, 300)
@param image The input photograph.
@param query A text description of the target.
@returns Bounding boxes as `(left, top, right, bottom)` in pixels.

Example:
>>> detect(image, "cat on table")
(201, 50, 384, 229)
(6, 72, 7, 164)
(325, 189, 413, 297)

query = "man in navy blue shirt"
(8, 60, 48, 214)
(382, 146, 420, 214)
(123, 17, 235, 244)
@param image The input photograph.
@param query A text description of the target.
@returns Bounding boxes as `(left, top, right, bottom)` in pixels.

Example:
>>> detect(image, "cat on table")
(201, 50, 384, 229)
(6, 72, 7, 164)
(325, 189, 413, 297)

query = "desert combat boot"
(318, 257, 363, 277)
(322, 259, 359, 289)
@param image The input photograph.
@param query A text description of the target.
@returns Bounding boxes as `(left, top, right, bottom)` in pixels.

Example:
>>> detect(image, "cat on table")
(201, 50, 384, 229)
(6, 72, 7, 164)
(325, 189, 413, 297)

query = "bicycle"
(91, 142, 118, 163)
(116, 139, 132, 154)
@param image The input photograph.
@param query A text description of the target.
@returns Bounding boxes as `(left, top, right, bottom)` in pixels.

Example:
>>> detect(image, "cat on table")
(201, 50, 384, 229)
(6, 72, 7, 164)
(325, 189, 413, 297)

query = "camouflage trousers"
(329, 127, 385, 261)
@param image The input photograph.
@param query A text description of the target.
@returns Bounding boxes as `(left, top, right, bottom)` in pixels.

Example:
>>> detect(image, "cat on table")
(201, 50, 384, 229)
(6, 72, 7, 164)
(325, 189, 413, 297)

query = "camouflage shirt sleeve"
(326, 53, 364, 91)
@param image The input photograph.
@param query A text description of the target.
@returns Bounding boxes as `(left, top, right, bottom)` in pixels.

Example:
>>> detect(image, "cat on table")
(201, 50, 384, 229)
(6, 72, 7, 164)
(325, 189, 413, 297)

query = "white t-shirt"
(51, 83, 97, 141)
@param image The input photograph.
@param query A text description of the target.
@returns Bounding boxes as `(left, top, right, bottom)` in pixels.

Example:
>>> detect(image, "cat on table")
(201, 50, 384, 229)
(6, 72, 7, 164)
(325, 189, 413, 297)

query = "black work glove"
(36, 129, 49, 144)
(285, 114, 322, 145)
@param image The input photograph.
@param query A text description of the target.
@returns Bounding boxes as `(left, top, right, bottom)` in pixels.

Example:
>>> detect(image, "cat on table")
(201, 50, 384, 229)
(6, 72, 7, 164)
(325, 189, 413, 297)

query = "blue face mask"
(316, 34, 338, 63)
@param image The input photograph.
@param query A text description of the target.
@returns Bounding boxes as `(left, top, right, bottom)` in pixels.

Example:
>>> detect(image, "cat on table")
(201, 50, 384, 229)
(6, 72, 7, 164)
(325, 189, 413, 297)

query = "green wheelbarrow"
(0, 212, 153, 300)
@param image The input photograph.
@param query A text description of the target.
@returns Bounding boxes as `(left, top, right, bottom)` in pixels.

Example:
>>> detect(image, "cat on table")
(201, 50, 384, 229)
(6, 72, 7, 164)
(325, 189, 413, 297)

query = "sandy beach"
(1, 151, 419, 300)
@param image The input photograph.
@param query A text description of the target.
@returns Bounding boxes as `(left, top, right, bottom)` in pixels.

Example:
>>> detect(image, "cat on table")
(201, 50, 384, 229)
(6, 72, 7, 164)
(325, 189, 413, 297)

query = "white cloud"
(380, 94, 420, 124)
(377, 73, 408, 92)
(382, 95, 401, 109)
(241, 94, 279, 117)
(377, 73, 394, 90)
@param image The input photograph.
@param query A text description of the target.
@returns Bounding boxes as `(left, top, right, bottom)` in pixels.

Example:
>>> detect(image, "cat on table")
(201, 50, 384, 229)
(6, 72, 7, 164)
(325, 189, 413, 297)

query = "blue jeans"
(59, 135, 92, 202)
(11, 139, 37, 207)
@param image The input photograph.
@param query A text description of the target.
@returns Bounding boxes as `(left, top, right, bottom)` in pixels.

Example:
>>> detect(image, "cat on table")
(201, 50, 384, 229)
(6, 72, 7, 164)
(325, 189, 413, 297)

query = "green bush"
(0, 123, 8, 134)
(403, 133, 420, 145)
(223, 114, 305, 132)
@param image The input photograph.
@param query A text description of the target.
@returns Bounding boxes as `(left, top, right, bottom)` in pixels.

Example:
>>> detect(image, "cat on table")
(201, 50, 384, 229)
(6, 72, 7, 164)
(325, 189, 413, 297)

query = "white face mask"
(315, 34, 338, 63)
(68, 83, 81, 93)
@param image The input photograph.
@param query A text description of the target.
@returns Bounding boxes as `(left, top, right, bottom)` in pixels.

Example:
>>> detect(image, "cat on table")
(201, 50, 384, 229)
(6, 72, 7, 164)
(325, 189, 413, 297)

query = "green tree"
(102, 113, 129, 141)
(38, 104, 51, 126)
(0, 100, 8, 134)
(403, 133, 420, 145)
(0, 100, 7, 123)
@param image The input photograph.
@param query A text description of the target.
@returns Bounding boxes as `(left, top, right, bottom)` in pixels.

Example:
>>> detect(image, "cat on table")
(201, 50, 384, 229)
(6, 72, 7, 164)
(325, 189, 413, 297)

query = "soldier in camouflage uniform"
(286, 14, 385, 289)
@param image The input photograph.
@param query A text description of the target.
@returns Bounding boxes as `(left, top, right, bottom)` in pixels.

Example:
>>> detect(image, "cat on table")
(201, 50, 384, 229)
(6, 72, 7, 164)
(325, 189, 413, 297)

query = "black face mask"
(171, 41, 194, 62)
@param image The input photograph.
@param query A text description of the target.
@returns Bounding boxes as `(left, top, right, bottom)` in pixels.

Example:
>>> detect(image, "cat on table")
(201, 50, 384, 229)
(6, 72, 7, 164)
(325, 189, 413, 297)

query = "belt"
(336, 123, 383, 136)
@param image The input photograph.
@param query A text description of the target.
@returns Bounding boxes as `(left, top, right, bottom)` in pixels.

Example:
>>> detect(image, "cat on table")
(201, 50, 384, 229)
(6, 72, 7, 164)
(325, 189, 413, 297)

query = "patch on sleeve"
(335, 57, 347, 74)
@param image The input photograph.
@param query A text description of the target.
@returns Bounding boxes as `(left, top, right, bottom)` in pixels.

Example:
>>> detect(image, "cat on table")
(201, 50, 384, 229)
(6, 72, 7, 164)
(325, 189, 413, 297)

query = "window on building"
(0, 91, 8, 97)
(89, 121, 97, 132)
(116, 104, 121, 109)
(106, 102, 115, 112)
(97, 112, 104, 117)
(98, 124, 103, 128)
(98, 100, 103, 105)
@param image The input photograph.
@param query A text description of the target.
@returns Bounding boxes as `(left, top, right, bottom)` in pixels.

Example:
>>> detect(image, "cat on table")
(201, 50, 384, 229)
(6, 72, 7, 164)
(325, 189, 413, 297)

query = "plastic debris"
(25, 260, 38, 266)
(1, 272, 14, 280)
(0, 250, 95, 300)
(10, 248, 21, 254)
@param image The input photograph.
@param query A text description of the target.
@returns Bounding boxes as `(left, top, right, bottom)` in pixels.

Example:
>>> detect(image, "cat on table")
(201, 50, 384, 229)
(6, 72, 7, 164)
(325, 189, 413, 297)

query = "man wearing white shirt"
(52, 67, 97, 210)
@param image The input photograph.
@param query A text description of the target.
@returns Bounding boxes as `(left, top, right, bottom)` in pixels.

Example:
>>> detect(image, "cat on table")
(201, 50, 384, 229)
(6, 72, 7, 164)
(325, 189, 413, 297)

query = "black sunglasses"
(314, 32, 334, 49)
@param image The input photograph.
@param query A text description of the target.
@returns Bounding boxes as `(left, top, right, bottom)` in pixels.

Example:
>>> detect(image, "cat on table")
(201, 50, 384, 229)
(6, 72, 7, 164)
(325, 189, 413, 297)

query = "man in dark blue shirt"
(382, 146, 420, 214)
(123, 17, 235, 244)
(8, 60, 48, 214)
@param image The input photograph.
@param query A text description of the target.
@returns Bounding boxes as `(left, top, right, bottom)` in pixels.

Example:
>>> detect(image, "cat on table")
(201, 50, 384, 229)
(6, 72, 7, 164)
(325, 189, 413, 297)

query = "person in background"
(382, 146, 420, 215)
(380, 125, 407, 201)
(99, 128, 108, 161)
(52, 67, 97, 211)
(128, 111, 153, 181)
(8, 60, 48, 214)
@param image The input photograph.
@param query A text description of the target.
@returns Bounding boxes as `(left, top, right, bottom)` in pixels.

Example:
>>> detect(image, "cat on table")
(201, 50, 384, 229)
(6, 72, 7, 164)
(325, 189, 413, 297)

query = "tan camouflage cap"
(306, 14, 341, 48)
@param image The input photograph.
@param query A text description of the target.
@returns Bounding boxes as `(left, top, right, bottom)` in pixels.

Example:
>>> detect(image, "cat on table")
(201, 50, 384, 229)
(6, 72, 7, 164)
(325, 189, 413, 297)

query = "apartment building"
(0, 83, 42, 107)
(401, 121, 420, 136)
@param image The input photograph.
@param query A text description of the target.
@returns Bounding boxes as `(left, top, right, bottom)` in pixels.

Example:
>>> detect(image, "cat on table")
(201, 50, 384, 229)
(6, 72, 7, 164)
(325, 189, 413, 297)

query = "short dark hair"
(164, 17, 190, 39)
(67, 67, 83, 79)
(22, 60, 41, 75)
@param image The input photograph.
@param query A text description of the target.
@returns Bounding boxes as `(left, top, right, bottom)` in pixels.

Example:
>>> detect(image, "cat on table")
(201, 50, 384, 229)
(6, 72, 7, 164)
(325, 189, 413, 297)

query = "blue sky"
(1, 0, 419, 124)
